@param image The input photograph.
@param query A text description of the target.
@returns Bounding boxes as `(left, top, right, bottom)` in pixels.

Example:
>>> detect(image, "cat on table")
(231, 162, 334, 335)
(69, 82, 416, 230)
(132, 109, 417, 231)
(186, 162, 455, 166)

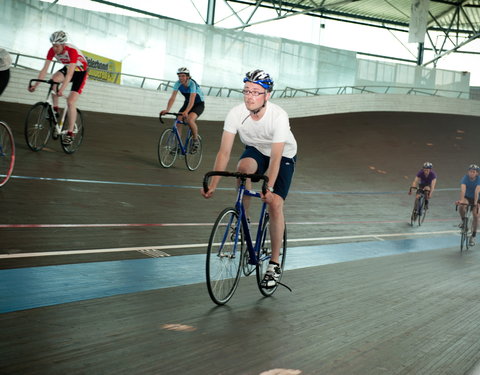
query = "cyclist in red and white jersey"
(28, 31, 88, 145)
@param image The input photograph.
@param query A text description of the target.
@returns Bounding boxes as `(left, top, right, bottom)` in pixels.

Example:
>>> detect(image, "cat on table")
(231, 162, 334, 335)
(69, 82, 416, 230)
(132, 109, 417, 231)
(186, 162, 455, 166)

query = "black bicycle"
(409, 187, 428, 226)
(456, 202, 477, 252)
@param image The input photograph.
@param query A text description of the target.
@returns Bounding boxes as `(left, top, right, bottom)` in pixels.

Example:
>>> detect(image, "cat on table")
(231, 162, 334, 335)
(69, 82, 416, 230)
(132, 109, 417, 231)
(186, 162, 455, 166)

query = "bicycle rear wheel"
(206, 208, 243, 305)
(185, 134, 203, 171)
(24, 102, 51, 151)
(0, 121, 15, 187)
(61, 109, 84, 154)
(256, 214, 287, 297)
(158, 128, 178, 168)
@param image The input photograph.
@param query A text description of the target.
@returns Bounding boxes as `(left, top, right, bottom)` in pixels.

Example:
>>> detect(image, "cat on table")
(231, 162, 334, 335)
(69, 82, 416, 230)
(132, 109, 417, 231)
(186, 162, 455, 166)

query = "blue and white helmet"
(423, 162, 433, 169)
(243, 69, 274, 92)
(50, 30, 67, 44)
(468, 164, 479, 171)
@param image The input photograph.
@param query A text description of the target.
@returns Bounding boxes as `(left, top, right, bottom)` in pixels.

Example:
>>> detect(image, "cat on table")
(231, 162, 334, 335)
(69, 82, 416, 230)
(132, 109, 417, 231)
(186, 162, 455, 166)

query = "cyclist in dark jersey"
(160, 67, 205, 150)
(408, 161, 437, 208)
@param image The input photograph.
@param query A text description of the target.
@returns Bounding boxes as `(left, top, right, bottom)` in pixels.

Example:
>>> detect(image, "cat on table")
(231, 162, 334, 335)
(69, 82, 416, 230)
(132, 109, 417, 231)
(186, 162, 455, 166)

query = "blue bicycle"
(203, 171, 287, 305)
(158, 112, 203, 171)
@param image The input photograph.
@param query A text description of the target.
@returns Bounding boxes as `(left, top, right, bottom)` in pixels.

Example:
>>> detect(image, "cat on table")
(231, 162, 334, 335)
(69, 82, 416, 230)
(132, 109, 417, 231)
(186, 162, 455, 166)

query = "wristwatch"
(267, 186, 274, 193)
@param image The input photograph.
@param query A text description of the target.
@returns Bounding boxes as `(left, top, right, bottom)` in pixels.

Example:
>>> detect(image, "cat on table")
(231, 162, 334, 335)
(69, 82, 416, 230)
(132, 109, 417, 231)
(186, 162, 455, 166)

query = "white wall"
(3, 67, 480, 122)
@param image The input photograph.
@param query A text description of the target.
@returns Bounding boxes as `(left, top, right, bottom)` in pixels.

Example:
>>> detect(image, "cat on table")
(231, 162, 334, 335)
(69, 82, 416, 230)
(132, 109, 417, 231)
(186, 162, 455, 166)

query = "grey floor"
(1, 101, 480, 374)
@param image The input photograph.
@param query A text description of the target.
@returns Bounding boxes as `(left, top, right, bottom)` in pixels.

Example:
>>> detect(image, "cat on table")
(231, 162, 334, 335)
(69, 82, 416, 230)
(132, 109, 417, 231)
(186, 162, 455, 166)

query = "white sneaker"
(261, 263, 281, 289)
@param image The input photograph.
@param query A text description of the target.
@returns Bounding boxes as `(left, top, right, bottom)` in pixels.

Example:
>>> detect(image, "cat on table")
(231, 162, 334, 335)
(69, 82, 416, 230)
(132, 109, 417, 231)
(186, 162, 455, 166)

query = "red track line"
(0, 218, 458, 229)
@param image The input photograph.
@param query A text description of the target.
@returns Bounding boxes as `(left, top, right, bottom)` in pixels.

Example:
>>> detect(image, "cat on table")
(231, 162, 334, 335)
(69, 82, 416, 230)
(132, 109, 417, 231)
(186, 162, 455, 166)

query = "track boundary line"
(0, 230, 459, 259)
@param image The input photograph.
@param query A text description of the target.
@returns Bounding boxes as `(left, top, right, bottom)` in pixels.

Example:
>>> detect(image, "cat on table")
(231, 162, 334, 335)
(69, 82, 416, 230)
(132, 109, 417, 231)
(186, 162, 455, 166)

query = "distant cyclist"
(160, 67, 204, 151)
(0, 48, 12, 96)
(456, 164, 480, 246)
(28, 31, 88, 145)
(408, 162, 437, 209)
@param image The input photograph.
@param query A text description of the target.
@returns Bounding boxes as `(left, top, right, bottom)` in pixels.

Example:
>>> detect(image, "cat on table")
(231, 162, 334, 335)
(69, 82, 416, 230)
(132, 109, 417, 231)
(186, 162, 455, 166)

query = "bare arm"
(28, 60, 51, 92)
(201, 131, 236, 198)
(409, 176, 420, 195)
(160, 91, 178, 114)
(266, 142, 285, 190)
(430, 178, 437, 196)
(459, 184, 467, 202)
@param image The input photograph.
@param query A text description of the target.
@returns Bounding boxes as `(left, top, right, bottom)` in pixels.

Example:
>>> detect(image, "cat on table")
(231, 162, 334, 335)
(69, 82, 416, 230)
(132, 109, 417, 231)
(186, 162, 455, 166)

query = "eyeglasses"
(242, 89, 266, 97)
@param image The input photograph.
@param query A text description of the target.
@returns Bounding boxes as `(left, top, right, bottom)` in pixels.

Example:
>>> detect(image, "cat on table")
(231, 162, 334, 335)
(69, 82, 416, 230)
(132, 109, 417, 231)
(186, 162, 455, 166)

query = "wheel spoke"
(206, 208, 242, 305)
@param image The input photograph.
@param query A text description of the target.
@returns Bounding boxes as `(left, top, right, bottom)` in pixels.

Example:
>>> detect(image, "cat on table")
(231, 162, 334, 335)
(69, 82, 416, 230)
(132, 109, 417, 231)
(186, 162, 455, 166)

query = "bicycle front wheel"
(0, 121, 15, 187)
(410, 207, 417, 227)
(61, 109, 84, 154)
(185, 134, 203, 171)
(416, 197, 425, 227)
(24, 102, 51, 151)
(461, 217, 469, 252)
(256, 214, 287, 297)
(206, 208, 243, 305)
(158, 128, 178, 168)
(419, 203, 427, 225)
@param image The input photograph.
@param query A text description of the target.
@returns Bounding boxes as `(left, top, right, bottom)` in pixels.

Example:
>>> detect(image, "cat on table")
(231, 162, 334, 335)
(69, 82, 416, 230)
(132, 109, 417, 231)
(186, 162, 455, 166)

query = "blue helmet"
(423, 162, 433, 169)
(468, 164, 479, 171)
(243, 69, 274, 92)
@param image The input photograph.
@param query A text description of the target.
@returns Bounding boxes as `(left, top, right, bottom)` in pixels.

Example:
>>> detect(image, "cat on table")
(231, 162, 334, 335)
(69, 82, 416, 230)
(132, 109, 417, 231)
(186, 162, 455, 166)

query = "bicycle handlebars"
(29, 79, 60, 89)
(159, 112, 183, 124)
(203, 171, 269, 196)
(455, 202, 479, 213)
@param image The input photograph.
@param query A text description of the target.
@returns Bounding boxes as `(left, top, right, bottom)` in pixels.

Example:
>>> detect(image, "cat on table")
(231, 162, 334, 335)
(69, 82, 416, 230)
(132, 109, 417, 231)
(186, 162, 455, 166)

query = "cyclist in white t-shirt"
(201, 69, 297, 289)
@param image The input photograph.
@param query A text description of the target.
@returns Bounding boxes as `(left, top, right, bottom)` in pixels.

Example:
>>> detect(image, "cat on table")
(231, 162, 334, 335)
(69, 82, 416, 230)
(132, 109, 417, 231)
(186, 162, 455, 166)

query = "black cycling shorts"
(58, 66, 88, 94)
(179, 101, 205, 117)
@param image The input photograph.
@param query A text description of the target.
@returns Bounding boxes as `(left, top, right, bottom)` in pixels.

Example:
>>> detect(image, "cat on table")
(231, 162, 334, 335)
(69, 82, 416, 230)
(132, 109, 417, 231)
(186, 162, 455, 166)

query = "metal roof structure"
(222, 0, 480, 66)
(89, 0, 480, 66)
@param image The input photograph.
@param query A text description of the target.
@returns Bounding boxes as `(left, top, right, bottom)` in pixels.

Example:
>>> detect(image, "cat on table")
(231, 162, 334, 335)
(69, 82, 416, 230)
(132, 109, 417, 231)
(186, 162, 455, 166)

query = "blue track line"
(0, 235, 459, 313)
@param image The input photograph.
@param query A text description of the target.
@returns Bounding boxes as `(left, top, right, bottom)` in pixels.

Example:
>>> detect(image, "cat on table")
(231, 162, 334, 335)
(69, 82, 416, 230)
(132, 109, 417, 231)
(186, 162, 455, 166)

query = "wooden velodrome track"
(2, 100, 480, 374)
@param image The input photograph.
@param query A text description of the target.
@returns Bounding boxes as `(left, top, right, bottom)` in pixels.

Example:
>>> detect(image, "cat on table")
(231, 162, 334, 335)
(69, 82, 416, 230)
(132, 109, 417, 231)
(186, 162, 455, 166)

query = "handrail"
(7, 51, 471, 100)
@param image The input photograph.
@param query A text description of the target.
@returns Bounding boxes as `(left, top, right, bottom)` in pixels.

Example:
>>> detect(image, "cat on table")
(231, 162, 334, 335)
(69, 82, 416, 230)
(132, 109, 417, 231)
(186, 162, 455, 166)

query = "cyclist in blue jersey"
(160, 67, 204, 150)
(456, 164, 480, 246)
(408, 161, 437, 209)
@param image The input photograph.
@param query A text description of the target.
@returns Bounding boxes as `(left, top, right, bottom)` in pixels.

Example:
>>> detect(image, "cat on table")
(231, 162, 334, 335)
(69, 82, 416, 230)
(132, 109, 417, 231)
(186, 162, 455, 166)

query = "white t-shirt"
(224, 101, 297, 158)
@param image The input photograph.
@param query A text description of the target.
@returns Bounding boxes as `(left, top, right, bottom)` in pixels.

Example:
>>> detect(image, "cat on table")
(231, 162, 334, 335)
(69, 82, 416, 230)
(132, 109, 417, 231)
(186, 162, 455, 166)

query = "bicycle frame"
(234, 183, 268, 266)
(159, 113, 192, 156)
(29, 79, 69, 136)
(204, 171, 269, 265)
